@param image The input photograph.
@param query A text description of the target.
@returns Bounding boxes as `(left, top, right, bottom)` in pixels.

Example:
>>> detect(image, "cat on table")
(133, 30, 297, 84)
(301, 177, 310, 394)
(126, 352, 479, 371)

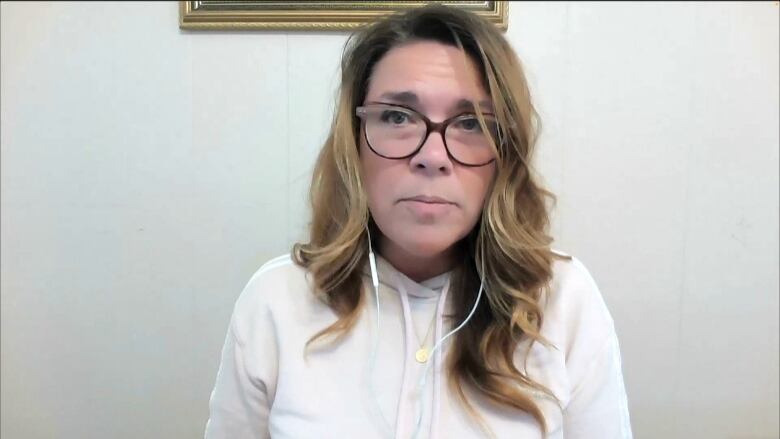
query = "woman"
(205, 4, 632, 439)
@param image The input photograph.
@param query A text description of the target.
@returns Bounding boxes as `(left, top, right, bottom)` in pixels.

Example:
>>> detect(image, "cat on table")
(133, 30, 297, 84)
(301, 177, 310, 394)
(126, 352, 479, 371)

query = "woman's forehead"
(365, 41, 491, 113)
(369, 90, 493, 114)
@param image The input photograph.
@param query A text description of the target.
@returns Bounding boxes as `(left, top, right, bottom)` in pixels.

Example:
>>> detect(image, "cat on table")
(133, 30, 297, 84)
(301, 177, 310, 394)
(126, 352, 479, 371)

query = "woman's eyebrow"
(454, 98, 494, 112)
(378, 91, 419, 105)
(376, 91, 493, 112)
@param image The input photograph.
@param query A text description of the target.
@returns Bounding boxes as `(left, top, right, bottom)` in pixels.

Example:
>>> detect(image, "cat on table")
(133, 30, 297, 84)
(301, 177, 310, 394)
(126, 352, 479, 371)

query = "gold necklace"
(413, 310, 438, 363)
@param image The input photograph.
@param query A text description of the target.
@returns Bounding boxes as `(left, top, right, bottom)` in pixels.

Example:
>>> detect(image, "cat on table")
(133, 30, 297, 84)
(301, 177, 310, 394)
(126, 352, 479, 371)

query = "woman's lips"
(398, 195, 455, 218)
(399, 195, 455, 205)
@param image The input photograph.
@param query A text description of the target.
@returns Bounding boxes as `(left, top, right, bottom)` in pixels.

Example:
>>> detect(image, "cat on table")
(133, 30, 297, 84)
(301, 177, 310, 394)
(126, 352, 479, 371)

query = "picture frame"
(179, 1, 508, 31)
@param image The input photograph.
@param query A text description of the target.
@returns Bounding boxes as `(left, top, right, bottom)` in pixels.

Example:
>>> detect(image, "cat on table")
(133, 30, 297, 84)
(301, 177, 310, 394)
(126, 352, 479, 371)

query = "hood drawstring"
(365, 226, 485, 439)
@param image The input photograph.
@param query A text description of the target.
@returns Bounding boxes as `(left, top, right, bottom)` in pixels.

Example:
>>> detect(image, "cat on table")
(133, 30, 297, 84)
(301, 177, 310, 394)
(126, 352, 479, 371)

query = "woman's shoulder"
(229, 253, 314, 331)
(543, 248, 617, 349)
(242, 253, 304, 292)
(547, 248, 610, 308)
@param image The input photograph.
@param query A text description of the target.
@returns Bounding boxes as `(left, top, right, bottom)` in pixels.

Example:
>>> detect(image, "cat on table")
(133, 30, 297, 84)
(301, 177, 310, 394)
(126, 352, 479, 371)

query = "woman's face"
(359, 40, 497, 263)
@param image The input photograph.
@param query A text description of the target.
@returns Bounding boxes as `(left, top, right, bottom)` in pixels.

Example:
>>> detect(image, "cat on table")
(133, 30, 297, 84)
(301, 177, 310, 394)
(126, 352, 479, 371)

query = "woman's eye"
(380, 110, 410, 124)
(456, 117, 481, 132)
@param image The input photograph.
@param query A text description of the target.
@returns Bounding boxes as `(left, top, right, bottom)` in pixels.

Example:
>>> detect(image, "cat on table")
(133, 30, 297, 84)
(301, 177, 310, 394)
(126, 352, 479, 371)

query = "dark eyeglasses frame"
(355, 102, 500, 167)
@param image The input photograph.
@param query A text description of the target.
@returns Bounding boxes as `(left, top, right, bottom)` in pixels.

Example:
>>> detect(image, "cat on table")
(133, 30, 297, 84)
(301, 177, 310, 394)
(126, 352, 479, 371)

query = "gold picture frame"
(179, 1, 508, 31)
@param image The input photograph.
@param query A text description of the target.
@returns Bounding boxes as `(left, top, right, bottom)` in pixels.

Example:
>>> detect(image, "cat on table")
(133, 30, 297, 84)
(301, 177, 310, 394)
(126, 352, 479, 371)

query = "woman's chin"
(398, 236, 459, 259)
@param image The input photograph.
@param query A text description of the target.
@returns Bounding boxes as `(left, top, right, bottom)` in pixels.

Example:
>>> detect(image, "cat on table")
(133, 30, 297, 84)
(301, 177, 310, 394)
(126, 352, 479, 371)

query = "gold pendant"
(415, 348, 429, 363)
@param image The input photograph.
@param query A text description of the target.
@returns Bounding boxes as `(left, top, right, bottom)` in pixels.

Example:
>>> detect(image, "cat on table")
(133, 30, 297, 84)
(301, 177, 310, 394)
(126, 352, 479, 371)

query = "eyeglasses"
(355, 103, 500, 167)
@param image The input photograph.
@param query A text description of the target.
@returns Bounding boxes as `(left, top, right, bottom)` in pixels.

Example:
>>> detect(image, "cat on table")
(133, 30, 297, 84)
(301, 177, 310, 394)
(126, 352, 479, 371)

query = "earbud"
(367, 226, 379, 290)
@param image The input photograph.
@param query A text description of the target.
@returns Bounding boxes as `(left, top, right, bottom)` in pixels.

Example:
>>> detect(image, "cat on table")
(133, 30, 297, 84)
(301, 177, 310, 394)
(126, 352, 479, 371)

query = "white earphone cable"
(366, 224, 485, 439)
(367, 227, 395, 438)
(410, 277, 484, 439)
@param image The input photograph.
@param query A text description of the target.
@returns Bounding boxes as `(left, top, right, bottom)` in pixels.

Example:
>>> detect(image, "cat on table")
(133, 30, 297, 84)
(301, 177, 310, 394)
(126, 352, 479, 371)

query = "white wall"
(1, 2, 777, 438)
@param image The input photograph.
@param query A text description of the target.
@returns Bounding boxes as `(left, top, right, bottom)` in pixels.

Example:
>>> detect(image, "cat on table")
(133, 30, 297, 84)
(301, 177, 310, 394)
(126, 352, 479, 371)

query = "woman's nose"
(408, 129, 453, 175)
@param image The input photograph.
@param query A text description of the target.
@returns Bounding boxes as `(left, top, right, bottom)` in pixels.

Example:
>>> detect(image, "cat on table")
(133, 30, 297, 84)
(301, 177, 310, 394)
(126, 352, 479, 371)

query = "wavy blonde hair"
(292, 4, 571, 436)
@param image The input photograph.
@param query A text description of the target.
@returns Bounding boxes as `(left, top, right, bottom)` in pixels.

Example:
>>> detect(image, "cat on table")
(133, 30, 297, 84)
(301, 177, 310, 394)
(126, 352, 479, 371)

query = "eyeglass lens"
(360, 105, 498, 165)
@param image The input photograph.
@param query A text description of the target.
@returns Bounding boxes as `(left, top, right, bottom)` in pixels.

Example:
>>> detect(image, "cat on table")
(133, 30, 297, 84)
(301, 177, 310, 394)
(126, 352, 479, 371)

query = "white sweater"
(204, 250, 633, 439)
